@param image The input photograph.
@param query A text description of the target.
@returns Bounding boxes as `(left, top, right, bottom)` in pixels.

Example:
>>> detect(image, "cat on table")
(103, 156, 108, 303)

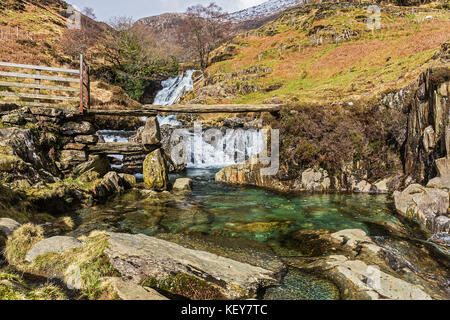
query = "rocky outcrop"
(143, 149, 169, 191)
(287, 228, 445, 300)
(61, 122, 96, 136)
(25, 236, 83, 262)
(402, 68, 449, 185)
(296, 255, 432, 300)
(394, 184, 449, 234)
(103, 232, 279, 299)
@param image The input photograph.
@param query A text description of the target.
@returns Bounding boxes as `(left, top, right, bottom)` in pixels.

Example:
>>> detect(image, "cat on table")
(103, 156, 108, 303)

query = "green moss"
(141, 273, 226, 300)
(31, 233, 119, 300)
(0, 284, 25, 300)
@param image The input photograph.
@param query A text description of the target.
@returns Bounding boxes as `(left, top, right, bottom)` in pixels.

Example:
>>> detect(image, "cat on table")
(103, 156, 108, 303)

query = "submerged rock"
(104, 232, 279, 299)
(264, 268, 340, 300)
(143, 149, 169, 191)
(289, 229, 381, 258)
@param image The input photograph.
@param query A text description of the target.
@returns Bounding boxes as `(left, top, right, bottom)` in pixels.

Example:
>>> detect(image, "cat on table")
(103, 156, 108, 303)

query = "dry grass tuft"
(4, 224, 44, 266)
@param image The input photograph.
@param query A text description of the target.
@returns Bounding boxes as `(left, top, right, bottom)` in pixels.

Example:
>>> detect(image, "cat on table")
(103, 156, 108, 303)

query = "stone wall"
(1, 107, 102, 176)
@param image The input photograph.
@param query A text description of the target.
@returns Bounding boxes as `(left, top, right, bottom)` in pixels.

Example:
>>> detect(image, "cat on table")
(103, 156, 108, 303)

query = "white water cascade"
(184, 128, 264, 169)
(152, 70, 265, 169)
(153, 70, 195, 106)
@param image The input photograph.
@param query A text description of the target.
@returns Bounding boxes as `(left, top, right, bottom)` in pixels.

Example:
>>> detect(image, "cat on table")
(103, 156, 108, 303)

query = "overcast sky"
(68, 0, 267, 22)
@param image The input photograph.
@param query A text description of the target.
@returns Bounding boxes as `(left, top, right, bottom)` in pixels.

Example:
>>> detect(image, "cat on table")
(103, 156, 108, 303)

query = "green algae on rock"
(143, 149, 169, 191)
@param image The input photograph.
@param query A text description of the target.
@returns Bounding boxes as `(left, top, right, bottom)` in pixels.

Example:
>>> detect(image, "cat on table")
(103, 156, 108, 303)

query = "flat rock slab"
(104, 232, 278, 299)
(0, 218, 21, 236)
(102, 277, 168, 300)
(26, 236, 83, 262)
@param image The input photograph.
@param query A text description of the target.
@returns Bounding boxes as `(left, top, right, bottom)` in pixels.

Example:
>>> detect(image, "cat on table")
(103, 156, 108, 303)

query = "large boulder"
(394, 184, 449, 234)
(25, 236, 83, 262)
(317, 255, 432, 300)
(143, 149, 169, 191)
(72, 155, 110, 178)
(92, 172, 128, 199)
(103, 232, 278, 299)
(172, 178, 192, 192)
(141, 117, 161, 148)
(0, 127, 59, 178)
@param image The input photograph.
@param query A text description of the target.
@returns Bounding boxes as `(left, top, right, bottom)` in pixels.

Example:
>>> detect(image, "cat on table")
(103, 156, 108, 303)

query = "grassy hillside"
(184, 2, 450, 105)
(0, 0, 77, 66)
(0, 0, 148, 117)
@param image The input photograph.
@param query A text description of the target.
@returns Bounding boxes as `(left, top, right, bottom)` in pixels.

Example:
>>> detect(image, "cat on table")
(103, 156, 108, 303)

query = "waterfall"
(184, 128, 264, 169)
(153, 70, 195, 106)
(151, 70, 264, 169)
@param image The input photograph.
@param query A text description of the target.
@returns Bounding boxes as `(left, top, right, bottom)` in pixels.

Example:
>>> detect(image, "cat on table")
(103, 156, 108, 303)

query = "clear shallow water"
(75, 168, 403, 241)
(73, 168, 449, 300)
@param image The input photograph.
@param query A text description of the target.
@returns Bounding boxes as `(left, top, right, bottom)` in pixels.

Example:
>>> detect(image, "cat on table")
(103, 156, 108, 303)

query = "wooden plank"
(0, 91, 79, 101)
(0, 81, 79, 92)
(0, 71, 80, 83)
(142, 104, 282, 113)
(0, 100, 77, 108)
(0, 62, 79, 74)
(86, 109, 157, 117)
(88, 142, 154, 155)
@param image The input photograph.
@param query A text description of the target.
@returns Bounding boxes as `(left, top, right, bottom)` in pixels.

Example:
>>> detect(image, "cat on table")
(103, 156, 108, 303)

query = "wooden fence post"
(34, 70, 40, 103)
(79, 54, 84, 113)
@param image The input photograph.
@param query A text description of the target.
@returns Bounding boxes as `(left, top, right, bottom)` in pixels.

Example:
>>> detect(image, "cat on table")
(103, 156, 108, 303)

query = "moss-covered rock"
(29, 232, 120, 300)
(143, 149, 169, 191)
(71, 155, 111, 179)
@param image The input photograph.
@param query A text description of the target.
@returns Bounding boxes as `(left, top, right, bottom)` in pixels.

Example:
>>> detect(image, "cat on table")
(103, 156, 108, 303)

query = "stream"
(83, 71, 450, 300)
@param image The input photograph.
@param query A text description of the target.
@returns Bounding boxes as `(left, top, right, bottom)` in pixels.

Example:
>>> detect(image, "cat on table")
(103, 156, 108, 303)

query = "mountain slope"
(230, 0, 303, 21)
(183, 2, 450, 105)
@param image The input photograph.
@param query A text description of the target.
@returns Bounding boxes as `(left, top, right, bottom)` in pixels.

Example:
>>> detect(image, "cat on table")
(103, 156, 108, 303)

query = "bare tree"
(59, 13, 104, 60)
(179, 2, 232, 70)
(82, 7, 97, 20)
(96, 16, 179, 100)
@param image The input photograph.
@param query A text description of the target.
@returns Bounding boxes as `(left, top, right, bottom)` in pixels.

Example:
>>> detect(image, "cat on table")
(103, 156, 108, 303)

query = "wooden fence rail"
(0, 54, 89, 112)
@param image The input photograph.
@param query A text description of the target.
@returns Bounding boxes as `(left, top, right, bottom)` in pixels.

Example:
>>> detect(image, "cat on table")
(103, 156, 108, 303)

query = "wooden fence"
(0, 54, 90, 113)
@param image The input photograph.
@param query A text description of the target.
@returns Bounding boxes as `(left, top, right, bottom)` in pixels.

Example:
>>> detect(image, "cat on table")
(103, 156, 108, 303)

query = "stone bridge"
(1, 104, 280, 176)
